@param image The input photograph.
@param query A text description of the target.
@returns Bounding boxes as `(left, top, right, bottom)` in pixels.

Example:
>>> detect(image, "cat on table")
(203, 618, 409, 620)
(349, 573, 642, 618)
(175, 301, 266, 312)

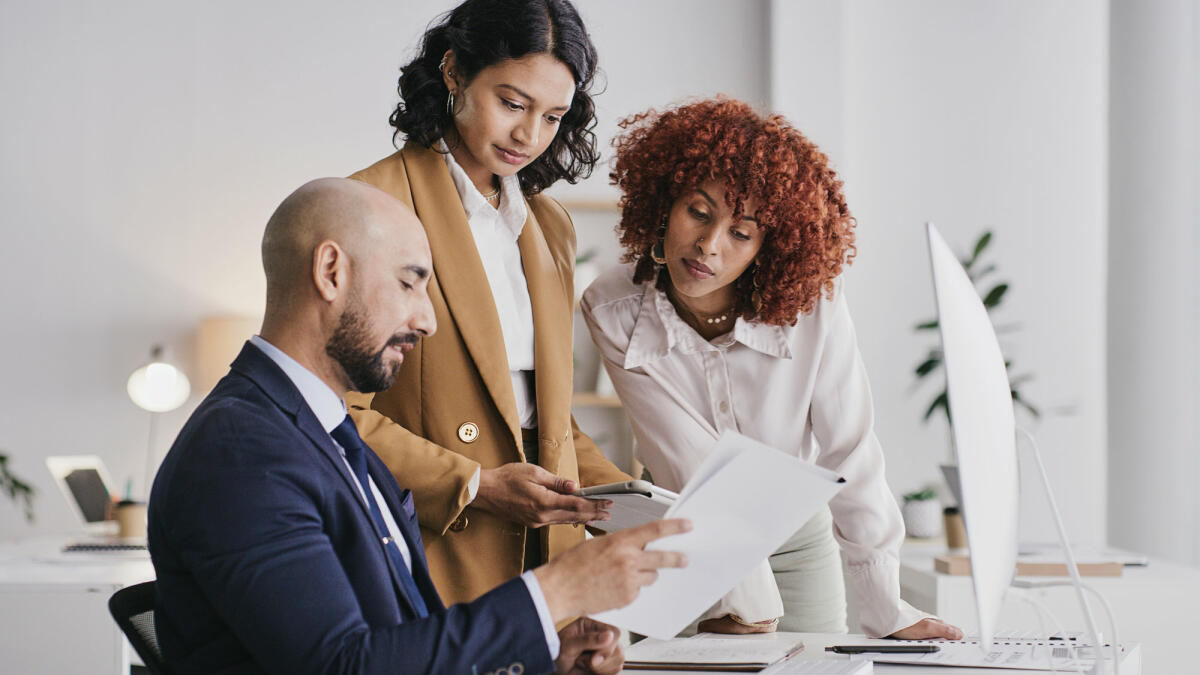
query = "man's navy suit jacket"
(148, 343, 553, 674)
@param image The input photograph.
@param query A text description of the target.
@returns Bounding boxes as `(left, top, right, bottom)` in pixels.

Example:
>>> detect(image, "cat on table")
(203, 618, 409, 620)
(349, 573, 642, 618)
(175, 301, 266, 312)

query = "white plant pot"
(902, 498, 943, 539)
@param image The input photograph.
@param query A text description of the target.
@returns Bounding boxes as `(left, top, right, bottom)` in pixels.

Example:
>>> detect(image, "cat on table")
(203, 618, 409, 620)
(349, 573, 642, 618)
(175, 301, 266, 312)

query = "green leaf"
(1008, 373, 1033, 387)
(914, 320, 939, 331)
(904, 488, 938, 502)
(982, 283, 1009, 308)
(971, 264, 996, 281)
(915, 356, 941, 377)
(970, 231, 993, 264)
(923, 392, 950, 422)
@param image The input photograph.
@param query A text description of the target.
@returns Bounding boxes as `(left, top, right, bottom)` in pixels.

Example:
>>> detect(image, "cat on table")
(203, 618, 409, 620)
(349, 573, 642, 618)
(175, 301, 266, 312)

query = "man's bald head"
(257, 177, 436, 395)
(262, 178, 424, 312)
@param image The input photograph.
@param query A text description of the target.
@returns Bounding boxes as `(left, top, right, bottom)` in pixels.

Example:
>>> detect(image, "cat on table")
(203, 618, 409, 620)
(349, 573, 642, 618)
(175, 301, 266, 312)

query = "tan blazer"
(346, 144, 630, 604)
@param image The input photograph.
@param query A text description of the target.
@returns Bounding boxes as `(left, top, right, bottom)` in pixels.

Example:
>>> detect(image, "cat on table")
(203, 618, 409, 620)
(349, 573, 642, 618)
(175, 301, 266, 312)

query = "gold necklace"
(671, 295, 736, 337)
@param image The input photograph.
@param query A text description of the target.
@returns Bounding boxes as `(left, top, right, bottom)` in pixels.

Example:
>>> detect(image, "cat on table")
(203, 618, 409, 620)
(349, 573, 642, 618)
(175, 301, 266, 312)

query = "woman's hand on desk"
(476, 462, 613, 527)
(698, 614, 779, 634)
(888, 617, 964, 640)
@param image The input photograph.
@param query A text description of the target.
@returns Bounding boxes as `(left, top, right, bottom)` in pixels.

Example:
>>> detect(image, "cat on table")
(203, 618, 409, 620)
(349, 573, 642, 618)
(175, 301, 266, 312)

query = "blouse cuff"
(846, 555, 931, 637)
(703, 559, 784, 624)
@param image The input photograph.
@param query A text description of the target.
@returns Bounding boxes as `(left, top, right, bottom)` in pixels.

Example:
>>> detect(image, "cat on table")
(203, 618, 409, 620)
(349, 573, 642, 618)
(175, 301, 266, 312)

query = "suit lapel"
(365, 453, 445, 612)
(518, 205, 572, 474)
(401, 145, 522, 449)
(231, 344, 429, 618)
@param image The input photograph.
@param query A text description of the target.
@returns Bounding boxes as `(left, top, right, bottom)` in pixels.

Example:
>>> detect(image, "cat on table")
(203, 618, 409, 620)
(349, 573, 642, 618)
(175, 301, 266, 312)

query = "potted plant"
(0, 451, 35, 522)
(901, 488, 943, 538)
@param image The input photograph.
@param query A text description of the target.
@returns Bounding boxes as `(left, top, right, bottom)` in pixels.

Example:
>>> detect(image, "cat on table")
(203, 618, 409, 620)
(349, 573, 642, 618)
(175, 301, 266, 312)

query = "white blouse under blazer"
(580, 264, 927, 638)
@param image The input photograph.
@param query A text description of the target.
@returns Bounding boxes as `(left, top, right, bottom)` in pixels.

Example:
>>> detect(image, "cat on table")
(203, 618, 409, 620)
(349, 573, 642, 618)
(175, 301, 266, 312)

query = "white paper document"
(626, 632, 806, 668)
(592, 431, 844, 639)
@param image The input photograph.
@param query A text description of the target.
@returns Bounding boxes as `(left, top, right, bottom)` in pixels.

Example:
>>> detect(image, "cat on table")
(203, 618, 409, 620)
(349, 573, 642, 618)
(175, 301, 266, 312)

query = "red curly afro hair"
(611, 98, 856, 326)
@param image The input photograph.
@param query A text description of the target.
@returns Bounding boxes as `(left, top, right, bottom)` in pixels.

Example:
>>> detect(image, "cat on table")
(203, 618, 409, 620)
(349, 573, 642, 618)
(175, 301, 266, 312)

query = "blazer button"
(457, 422, 480, 443)
(450, 513, 469, 532)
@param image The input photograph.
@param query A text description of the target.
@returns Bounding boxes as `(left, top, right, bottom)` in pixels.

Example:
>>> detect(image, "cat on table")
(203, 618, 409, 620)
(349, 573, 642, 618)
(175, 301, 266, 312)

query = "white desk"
(899, 542, 1195, 674)
(0, 536, 154, 675)
(630, 633, 1141, 674)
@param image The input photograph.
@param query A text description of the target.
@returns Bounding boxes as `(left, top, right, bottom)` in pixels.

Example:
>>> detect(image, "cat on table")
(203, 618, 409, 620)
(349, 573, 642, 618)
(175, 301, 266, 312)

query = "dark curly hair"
(611, 98, 857, 326)
(389, 0, 600, 195)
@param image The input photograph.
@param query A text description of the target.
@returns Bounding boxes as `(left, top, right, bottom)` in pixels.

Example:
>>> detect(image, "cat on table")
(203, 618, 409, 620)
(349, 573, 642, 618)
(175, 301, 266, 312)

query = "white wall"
(0, 0, 769, 538)
(0, 1, 1152, 558)
(1108, 0, 1200, 565)
(771, 0, 1111, 545)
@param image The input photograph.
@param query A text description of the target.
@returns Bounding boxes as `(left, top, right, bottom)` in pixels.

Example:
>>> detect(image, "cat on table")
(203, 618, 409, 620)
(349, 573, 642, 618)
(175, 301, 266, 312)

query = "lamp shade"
(195, 315, 260, 392)
(127, 346, 191, 413)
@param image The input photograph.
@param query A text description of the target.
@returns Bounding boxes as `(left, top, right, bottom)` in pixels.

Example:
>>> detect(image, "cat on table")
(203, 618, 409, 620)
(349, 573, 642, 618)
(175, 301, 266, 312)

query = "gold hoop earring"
(446, 90, 456, 118)
(650, 221, 667, 265)
(751, 267, 763, 314)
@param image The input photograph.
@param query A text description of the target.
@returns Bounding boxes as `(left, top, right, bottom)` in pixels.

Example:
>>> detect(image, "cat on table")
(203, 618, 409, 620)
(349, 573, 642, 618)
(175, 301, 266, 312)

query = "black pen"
(825, 645, 941, 655)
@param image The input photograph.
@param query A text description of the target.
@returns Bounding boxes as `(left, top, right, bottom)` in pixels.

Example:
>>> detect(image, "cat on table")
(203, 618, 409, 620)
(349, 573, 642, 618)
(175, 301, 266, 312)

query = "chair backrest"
(108, 580, 170, 675)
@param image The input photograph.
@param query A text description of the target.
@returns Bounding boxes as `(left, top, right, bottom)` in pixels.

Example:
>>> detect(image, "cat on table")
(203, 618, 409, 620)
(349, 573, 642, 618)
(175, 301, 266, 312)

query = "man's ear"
(313, 240, 348, 303)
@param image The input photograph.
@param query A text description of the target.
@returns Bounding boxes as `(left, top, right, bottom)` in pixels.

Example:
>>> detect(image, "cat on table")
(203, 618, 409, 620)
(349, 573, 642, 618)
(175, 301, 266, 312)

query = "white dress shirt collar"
(249, 335, 346, 433)
(437, 139, 527, 240)
(623, 280, 793, 369)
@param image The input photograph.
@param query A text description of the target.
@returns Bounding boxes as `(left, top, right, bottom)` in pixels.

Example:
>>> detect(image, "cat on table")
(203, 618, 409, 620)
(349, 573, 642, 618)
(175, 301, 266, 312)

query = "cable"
(1009, 587, 1084, 674)
(1012, 579, 1122, 675)
(1015, 427, 1113, 675)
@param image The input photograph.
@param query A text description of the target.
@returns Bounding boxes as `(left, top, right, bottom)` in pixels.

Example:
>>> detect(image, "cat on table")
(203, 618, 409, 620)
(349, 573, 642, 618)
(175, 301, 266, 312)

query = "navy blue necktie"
(331, 416, 429, 618)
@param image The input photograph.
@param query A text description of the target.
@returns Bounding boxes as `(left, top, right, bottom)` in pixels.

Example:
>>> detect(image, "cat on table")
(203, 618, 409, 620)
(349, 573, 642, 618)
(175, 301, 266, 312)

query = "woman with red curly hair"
(581, 99, 963, 640)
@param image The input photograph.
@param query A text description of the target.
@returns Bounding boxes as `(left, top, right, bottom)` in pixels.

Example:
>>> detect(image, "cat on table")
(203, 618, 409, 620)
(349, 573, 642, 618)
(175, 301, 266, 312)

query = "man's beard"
(325, 293, 413, 393)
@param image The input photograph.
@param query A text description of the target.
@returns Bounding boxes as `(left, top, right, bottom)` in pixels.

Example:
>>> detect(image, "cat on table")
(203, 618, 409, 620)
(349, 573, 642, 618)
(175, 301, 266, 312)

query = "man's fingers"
(578, 627, 614, 649)
(589, 642, 624, 675)
(624, 518, 693, 546)
(637, 549, 689, 570)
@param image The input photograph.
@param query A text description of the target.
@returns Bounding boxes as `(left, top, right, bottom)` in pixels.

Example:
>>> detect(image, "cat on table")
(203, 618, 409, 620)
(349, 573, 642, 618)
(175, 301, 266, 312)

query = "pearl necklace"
(697, 310, 733, 326)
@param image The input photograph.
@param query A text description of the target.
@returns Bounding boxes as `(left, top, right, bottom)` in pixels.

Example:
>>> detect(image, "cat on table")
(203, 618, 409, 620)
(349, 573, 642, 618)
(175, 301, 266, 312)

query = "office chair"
(108, 580, 170, 675)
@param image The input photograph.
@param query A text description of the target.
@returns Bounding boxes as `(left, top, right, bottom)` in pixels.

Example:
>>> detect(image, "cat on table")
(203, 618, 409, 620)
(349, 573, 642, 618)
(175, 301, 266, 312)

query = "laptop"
(45, 455, 148, 554)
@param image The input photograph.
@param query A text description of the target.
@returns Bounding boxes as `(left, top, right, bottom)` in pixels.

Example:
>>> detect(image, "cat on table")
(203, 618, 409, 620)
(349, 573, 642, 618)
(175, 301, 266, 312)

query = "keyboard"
(62, 542, 147, 553)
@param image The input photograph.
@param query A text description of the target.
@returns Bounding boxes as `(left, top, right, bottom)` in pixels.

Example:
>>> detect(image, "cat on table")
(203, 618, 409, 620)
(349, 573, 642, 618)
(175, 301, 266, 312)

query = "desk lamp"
(126, 345, 190, 497)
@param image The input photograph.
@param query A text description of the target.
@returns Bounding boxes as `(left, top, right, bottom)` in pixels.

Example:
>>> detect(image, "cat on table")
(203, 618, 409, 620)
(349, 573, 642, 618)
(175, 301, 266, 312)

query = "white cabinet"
(0, 537, 154, 674)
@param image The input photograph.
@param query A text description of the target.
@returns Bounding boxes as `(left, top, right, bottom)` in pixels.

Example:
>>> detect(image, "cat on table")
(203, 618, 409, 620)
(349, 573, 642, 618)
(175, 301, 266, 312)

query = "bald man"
(148, 178, 689, 675)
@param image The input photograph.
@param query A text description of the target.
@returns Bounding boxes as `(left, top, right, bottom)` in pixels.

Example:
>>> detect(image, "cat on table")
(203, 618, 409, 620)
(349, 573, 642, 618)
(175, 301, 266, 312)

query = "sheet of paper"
(626, 632, 806, 666)
(592, 431, 843, 639)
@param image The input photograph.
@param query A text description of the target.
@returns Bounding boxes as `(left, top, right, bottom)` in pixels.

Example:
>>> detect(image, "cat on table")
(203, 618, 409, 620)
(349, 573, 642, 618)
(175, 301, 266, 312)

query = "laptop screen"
(62, 468, 111, 523)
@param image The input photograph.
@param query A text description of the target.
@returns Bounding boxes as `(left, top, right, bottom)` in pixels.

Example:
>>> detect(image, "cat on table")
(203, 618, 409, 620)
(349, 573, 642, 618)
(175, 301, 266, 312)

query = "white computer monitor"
(926, 223, 1019, 649)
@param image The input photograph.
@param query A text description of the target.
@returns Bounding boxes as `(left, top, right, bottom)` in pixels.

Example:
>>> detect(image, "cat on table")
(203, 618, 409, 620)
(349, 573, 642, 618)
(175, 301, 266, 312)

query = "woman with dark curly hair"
(344, 0, 631, 649)
(581, 98, 964, 640)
